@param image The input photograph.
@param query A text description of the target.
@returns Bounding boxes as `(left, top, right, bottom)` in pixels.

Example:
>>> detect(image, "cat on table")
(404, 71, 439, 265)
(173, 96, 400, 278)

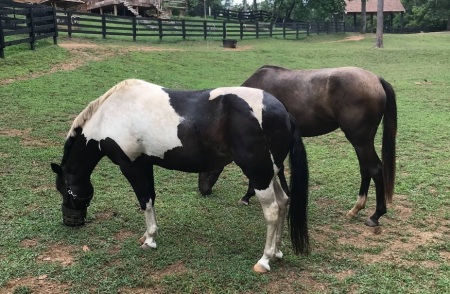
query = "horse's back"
(243, 66, 387, 136)
(81, 81, 291, 173)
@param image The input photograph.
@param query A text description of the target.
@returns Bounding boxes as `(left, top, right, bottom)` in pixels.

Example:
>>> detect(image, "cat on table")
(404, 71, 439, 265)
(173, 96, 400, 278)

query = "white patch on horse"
(82, 79, 183, 161)
(209, 87, 265, 128)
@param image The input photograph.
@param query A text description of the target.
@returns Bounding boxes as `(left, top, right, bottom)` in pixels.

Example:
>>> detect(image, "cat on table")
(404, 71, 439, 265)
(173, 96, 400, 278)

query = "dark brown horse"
(199, 65, 397, 227)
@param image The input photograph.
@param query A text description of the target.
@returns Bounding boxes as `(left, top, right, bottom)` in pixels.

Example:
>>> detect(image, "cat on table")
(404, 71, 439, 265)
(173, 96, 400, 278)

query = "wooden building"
(345, 0, 406, 31)
(85, 0, 187, 18)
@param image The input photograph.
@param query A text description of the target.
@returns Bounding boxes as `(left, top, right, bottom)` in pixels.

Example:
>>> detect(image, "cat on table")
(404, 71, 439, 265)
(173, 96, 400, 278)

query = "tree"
(375, 0, 383, 48)
(399, 0, 450, 30)
(361, 0, 366, 34)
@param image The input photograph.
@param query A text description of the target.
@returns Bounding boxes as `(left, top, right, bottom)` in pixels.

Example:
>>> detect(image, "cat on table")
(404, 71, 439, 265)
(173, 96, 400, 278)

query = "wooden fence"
(54, 11, 311, 42)
(0, 0, 57, 58)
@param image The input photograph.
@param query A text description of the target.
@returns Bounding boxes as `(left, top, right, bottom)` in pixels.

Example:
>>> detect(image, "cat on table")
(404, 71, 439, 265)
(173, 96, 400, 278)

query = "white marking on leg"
(209, 87, 265, 128)
(254, 180, 280, 272)
(141, 199, 158, 249)
(347, 195, 367, 217)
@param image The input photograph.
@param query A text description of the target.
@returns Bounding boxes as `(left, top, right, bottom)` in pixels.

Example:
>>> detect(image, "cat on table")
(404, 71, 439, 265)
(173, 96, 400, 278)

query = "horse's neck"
(65, 135, 103, 180)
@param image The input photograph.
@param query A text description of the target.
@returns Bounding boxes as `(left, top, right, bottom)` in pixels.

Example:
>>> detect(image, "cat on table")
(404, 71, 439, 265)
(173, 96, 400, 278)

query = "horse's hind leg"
(240, 167, 288, 205)
(347, 143, 386, 226)
(249, 175, 288, 273)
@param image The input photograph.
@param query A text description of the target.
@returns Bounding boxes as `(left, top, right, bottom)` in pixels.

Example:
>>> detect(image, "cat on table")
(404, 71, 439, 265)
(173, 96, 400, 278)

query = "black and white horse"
(51, 79, 309, 272)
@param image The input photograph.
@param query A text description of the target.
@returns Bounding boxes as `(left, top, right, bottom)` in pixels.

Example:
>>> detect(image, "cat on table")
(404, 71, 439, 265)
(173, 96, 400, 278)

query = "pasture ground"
(1, 33, 450, 293)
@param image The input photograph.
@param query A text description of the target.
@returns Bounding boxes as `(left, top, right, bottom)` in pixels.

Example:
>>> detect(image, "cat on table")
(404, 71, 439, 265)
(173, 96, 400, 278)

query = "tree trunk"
(361, 0, 367, 34)
(271, 0, 284, 23)
(375, 0, 384, 48)
(253, 0, 257, 10)
(285, 0, 297, 22)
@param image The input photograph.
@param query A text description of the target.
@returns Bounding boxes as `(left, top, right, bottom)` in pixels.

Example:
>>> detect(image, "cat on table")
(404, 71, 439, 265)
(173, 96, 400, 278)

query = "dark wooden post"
(52, 7, 58, 44)
(222, 21, 226, 39)
(227, 10, 230, 21)
(67, 11, 72, 37)
(132, 18, 137, 41)
(306, 22, 310, 36)
(353, 14, 357, 30)
(240, 21, 243, 39)
(0, 16, 5, 58)
(269, 22, 273, 37)
(28, 8, 36, 50)
(334, 15, 338, 33)
(296, 22, 299, 39)
(158, 19, 163, 40)
(283, 22, 286, 38)
(182, 19, 186, 40)
(256, 21, 259, 38)
(101, 14, 106, 38)
(203, 20, 207, 39)
(400, 12, 404, 33)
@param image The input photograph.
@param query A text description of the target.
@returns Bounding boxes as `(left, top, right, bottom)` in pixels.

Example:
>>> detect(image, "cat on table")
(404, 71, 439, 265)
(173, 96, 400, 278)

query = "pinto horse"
(199, 65, 397, 227)
(50, 79, 309, 273)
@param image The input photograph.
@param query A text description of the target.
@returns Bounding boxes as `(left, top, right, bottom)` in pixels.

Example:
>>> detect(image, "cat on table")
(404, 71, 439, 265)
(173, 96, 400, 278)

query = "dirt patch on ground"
(323, 35, 365, 43)
(313, 194, 449, 268)
(0, 276, 70, 294)
(0, 128, 53, 147)
(37, 243, 77, 267)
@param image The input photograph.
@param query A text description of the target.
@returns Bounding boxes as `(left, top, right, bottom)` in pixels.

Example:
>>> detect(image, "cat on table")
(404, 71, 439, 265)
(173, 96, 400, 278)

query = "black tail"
(288, 118, 309, 255)
(380, 78, 397, 204)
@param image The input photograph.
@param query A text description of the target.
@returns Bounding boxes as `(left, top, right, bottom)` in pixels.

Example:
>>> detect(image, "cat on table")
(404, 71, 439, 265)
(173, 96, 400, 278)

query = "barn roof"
(345, 0, 405, 14)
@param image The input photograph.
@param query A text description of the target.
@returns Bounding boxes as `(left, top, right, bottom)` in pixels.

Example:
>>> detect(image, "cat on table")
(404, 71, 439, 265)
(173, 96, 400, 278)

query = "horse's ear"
(51, 163, 63, 176)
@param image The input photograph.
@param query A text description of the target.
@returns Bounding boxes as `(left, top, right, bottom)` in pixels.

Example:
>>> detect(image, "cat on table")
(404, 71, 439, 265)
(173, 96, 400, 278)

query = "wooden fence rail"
(0, 0, 57, 58)
(54, 11, 311, 42)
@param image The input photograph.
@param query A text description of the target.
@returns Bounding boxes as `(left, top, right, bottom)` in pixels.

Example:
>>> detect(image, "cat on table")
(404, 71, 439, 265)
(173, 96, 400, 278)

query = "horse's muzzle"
(62, 205, 87, 226)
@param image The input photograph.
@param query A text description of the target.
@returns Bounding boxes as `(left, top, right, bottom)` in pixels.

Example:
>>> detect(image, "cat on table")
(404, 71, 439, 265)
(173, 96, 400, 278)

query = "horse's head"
(51, 163, 94, 227)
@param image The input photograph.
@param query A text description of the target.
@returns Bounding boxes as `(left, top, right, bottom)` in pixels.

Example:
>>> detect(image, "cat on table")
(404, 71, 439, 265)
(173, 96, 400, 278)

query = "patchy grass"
(1, 32, 450, 293)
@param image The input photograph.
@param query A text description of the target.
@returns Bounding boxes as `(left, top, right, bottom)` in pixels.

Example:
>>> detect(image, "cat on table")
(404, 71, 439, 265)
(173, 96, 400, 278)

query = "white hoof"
(253, 263, 270, 273)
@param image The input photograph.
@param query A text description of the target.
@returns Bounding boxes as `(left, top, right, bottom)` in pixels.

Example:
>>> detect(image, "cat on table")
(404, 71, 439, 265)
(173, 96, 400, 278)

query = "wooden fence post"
(28, 8, 36, 50)
(0, 17, 5, 58)
(239, 21, 243, 39)
(101, 14, 106, 38)
(256, 21, 259, 38)
(132, 18, 137, 41)
(203, 20, 207, 40)
(158, 19, 163, 40)
(283, 22, 286, 38)
(269, 22, 273, 37)
(306, 22, 309, 36)
(182, 19, 186, 40)
(222, 21, 226, 39)
(52, 7, 58, 45)
(67, 11, 72, 38)
(296, 22, 299, 39)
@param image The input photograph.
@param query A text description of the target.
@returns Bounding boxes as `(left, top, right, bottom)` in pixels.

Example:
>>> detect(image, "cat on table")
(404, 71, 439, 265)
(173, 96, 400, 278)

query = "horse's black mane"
(61, 128, 80, 166)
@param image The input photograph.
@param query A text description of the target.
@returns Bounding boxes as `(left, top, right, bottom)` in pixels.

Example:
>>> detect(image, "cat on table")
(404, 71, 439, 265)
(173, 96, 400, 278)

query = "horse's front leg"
(119, 163, 158, 249)
(139, 198, 158, 249)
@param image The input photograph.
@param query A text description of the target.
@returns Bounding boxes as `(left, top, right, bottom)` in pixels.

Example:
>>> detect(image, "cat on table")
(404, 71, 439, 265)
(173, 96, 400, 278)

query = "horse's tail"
(380, 77, 397, 204)
(288, 117, 310, 255)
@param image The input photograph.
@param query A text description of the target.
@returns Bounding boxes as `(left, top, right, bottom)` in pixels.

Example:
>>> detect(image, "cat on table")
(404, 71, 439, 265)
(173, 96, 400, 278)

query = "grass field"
(1, 32, 450, 293)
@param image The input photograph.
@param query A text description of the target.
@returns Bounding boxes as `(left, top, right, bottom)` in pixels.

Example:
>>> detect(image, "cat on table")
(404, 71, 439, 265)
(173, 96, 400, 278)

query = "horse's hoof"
(200, 189, 212, 196)
(253, 263, 269, 273)
(140, 241, 157, 250)
(238, 199, 249, 206)
(138, 236, 145, 244)
(364, 217, 379, 227)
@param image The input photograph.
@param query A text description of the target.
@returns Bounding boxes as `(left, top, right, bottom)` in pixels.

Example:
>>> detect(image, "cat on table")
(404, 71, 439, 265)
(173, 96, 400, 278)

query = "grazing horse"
(50, 79, 310, 273)
(199, 65, 397, 227)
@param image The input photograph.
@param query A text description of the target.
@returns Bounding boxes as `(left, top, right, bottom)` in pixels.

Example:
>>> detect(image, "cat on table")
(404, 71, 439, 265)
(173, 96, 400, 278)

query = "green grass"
(1, 32, 450, 293)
